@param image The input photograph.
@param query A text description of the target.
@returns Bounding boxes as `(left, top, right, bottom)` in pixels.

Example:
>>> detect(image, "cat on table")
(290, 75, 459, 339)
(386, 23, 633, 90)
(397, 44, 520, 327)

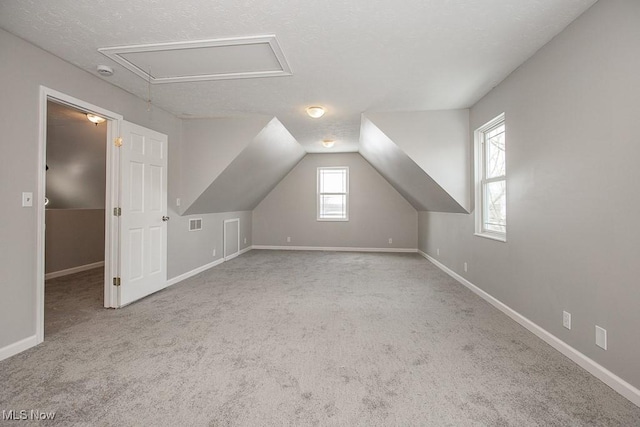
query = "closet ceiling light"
(322, 139, 335, 148)
(86, 114, 106, 124)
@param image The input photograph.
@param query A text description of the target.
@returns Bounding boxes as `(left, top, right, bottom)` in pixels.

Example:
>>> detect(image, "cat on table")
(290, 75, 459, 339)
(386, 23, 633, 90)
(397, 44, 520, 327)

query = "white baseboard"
(165, 246, 253, 288)
(253, 245, 417, 253)
(45, 261, 105, 280)
(0, 335, 38, 362)
(165, 258, 225, 288)
(418, 250, 640, 407)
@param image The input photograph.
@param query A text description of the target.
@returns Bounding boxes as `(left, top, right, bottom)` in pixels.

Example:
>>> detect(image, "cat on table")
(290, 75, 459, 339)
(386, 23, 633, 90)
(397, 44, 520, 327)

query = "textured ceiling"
(0, 0, 597, 152)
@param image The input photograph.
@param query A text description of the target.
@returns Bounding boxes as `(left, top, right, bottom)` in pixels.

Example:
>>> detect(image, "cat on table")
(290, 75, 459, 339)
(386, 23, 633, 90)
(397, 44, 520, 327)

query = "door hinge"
(113, 207, 121, 217)
(113, 277, 121, 287)
(114, 137, 123, 147)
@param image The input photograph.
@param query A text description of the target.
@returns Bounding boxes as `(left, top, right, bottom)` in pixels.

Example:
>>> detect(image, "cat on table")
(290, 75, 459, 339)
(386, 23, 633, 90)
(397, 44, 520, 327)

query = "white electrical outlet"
(563, 311, 571, 330)
(22, 192, 33, 207)
(437, 248, 440, 256)
(213, 249, 216, 257)
(176, 198, 181, 207)
(244, 237, 247, 244)
(595, 325, 607, 350)
(464, 262, 468, 272)
(388, 238, 393, 244)
(287, 236, 291, 243)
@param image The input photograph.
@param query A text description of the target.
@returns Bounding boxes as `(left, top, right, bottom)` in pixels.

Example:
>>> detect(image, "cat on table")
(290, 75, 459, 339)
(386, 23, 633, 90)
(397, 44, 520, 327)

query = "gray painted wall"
(45, 209, 104, 273)
(46, 101, 107, 209)
(185, 118, 306, 214)
(168, 211, 252, 276)
(180, 116, 272, 213)
(418, 0, 640, 389)
(0, 28, 243, 351)
(364, 110, 470, 212)
(360, 116, 468, 213)
(253, 153, 417, 249)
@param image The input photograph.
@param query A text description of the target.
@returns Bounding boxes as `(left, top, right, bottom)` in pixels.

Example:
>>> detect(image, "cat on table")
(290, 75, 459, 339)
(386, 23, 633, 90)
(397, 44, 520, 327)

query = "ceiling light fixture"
(322, 139, 335, 148)
(86, 114, 106, 125)
(306, 106, 325, 118)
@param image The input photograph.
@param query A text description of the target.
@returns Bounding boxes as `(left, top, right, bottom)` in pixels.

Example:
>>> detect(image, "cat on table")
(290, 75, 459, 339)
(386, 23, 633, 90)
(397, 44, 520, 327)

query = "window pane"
(483, 180, 506, 233)
(485, 123, 504, 140)
(319, 194, 346, 219)
(485, 124, 505, 179)
(320, 169, 346, 193)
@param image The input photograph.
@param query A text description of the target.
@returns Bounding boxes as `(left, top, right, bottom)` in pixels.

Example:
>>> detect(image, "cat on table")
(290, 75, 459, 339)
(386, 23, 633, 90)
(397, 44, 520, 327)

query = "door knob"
(162, 216, 170, 221)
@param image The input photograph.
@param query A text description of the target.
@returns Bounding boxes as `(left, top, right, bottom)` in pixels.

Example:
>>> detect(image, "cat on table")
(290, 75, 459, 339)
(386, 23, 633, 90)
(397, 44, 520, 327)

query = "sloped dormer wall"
(360, 110, 470, 213)
(184, 118, 305, 215)
(179, 116, 273, 213)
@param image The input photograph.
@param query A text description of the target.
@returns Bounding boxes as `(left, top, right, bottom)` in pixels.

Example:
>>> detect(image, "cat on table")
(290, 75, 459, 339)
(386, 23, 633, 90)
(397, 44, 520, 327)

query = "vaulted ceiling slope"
(182, 110, 470, 215)
(183, 117, 305, 215)
(0, 0, 596, 214)
(360, 111, 470, 213)
(180, 116, 272, 211)
(0, 0, 597, 152)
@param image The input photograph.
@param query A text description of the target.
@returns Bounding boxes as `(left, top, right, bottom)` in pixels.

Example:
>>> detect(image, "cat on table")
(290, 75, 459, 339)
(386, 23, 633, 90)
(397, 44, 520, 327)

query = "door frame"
(36, 86, 123, 343)
(223, 218, 240, 261)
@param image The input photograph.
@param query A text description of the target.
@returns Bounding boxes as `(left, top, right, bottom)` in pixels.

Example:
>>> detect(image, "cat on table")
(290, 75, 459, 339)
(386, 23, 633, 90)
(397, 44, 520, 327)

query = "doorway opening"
(37, 87, 123, 344)
(44, 100, 107, 336)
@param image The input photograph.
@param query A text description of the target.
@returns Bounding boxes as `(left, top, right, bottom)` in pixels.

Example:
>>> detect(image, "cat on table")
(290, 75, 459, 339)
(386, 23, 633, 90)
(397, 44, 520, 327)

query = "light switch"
(22, 192, 33, 207)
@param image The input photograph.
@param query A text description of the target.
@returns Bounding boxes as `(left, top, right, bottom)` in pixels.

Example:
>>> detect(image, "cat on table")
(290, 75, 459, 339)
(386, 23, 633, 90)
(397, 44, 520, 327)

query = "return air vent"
(98, 35, 292, 84)
(189, 218, 203, 232)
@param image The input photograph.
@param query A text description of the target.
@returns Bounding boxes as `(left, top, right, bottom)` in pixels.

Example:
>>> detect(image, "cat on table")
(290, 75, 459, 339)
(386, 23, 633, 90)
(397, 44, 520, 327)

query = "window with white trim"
(317, 167, 349, 221)
(475, 113, 506, 240)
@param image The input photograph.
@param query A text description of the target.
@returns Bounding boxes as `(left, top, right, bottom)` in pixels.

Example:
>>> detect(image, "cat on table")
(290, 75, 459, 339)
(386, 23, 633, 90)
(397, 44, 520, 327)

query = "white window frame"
(317, 167, 349, 221)
(474, 113, 506, 242)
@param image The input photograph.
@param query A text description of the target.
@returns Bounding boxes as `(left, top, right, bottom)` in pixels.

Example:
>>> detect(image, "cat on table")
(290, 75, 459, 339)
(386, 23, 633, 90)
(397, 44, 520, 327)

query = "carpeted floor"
(1, 250, 639, 426)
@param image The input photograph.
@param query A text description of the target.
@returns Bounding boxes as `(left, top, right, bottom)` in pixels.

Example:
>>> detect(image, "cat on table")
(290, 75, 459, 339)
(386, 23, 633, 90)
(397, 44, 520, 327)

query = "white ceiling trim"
(98, 35, 293, 84)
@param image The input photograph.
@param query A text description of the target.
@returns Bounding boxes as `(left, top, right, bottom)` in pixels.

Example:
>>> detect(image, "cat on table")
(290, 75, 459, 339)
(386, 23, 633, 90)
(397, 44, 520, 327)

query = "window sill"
(474, 232, 507, 243)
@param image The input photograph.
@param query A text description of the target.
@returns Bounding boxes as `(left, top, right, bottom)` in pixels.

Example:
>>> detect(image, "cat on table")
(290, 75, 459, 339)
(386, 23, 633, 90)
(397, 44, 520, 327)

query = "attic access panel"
(98, 35, 292, 84)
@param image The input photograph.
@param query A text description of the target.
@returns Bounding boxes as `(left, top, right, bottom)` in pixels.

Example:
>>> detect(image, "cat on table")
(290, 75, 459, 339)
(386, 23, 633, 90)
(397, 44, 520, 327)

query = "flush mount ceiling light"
(86, 114, 106, 125)
(322, 139, 335, 148)
(306, 106, 325, 118)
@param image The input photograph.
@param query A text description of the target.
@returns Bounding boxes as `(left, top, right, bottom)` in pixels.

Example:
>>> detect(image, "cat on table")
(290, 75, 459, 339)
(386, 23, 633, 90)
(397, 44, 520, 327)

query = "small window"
(317, 167, 349, 221)
(475, 113, 506, 241)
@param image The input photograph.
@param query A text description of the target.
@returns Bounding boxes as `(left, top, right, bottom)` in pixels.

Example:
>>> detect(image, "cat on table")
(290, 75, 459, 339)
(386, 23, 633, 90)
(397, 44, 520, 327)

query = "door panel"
(149, 226, 162, 274)
(119, 121, 168, 306)
(130, 162, 145, 212)
(224, 219, 240, 261)
(129, 228, 144, 280)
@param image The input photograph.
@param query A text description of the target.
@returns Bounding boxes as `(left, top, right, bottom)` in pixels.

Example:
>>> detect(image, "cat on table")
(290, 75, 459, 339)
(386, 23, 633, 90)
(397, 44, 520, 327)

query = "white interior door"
(119, 121, 168, 306)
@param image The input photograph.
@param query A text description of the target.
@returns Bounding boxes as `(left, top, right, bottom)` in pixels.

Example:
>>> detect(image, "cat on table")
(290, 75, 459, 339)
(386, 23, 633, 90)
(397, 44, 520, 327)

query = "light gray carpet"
(1, 250, 639, 426)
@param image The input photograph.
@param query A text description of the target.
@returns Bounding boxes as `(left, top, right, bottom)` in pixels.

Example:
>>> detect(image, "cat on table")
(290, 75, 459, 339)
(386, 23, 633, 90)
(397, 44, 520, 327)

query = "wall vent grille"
(189, 218, 203, 231)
